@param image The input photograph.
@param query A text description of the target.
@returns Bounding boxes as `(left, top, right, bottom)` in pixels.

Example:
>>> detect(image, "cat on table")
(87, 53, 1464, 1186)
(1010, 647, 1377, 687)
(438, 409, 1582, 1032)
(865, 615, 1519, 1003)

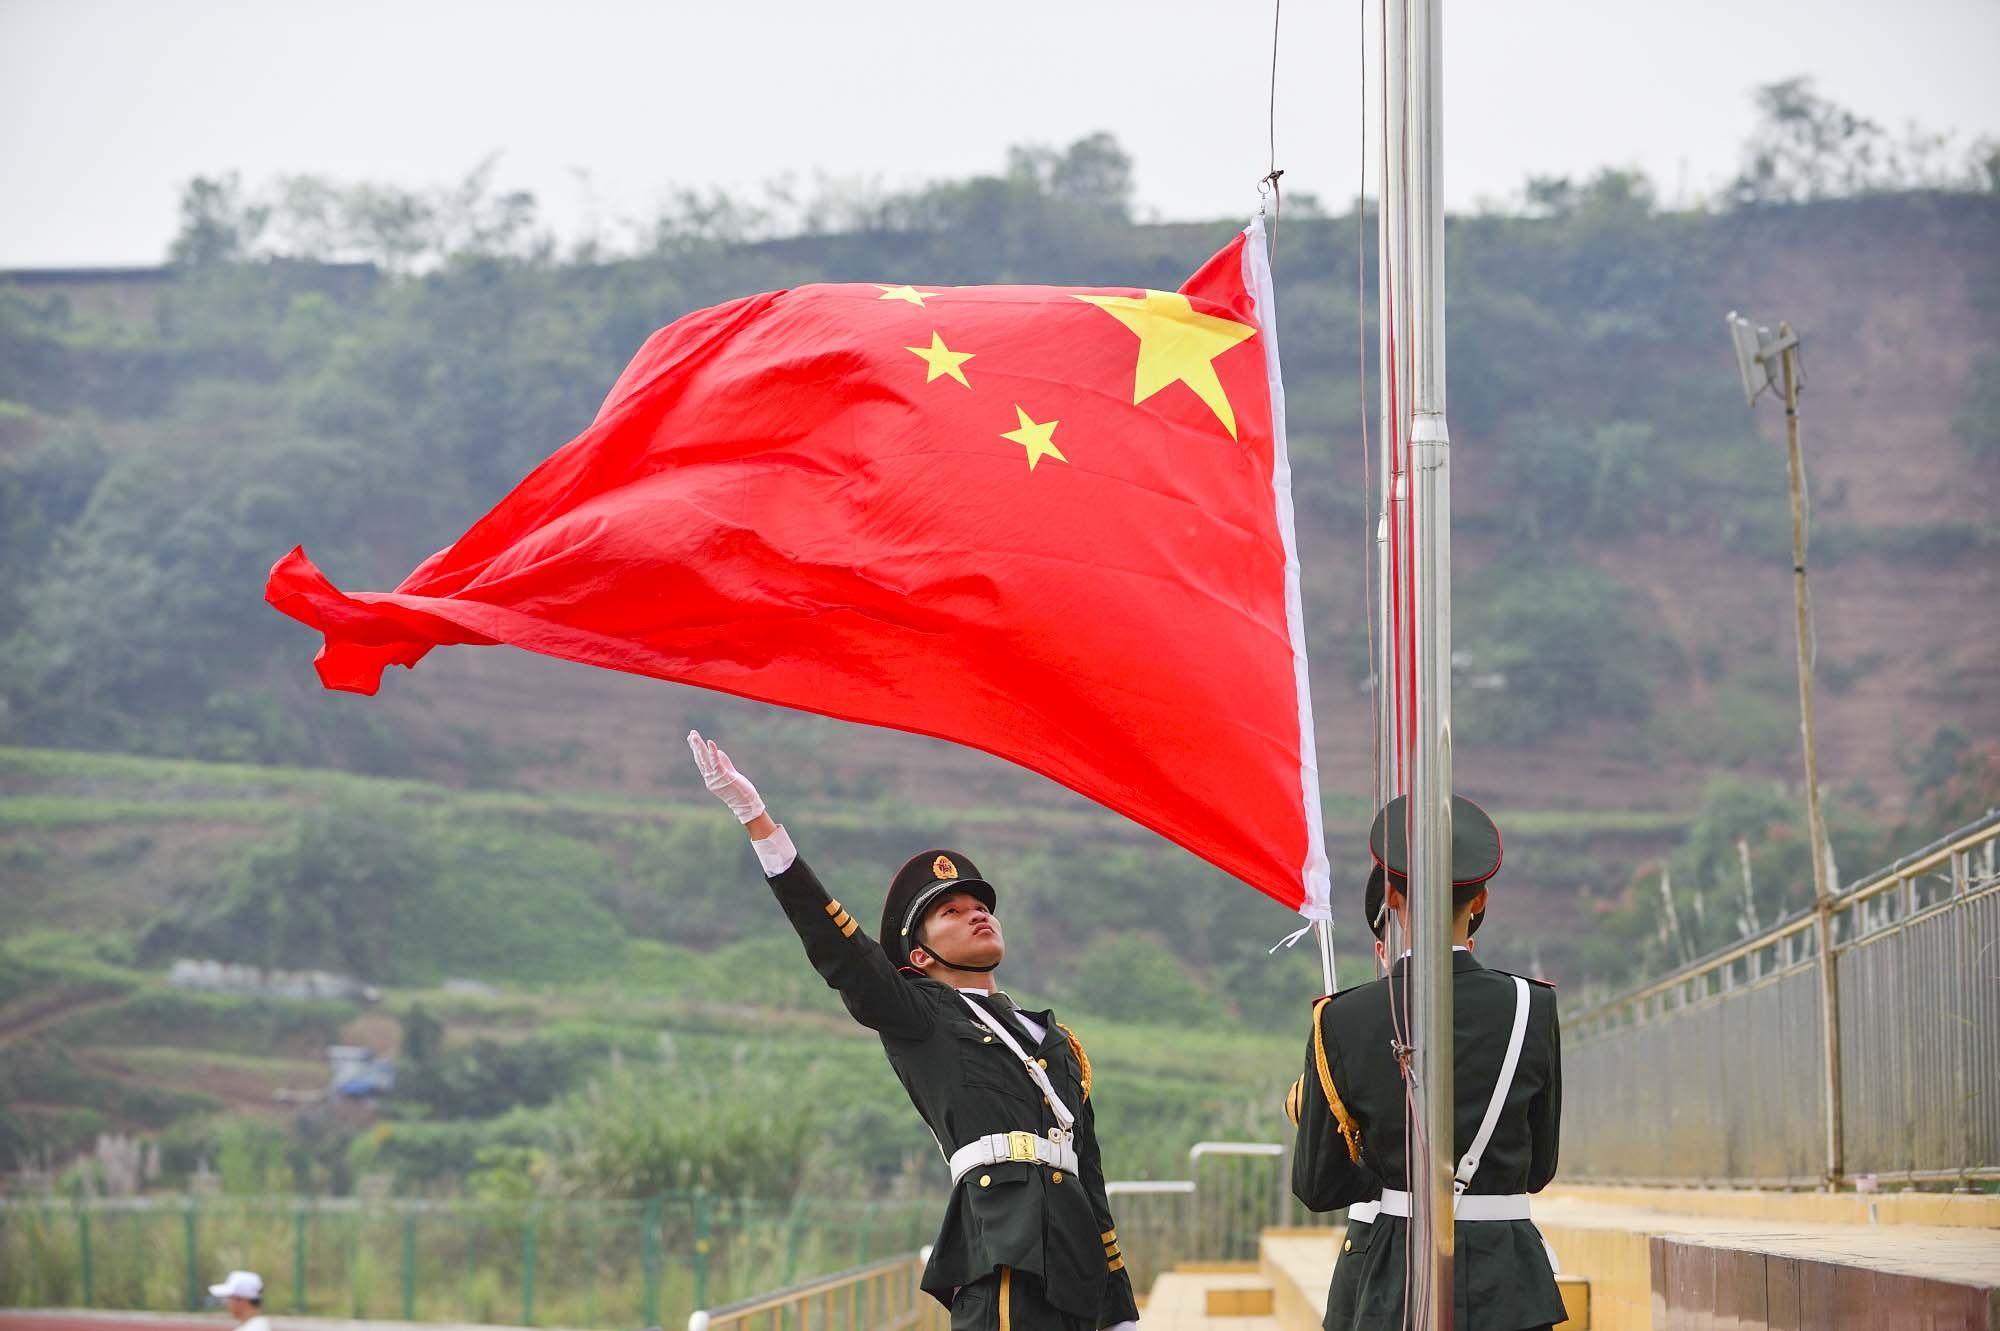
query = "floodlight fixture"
(1725, 311, 1803, 407)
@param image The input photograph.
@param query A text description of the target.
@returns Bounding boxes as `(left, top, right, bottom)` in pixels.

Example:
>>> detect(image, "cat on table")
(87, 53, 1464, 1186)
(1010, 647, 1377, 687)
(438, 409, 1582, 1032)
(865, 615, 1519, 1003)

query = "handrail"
(1188, 1141, 1285, 1160)
(688, 1249, 941, 1331)
(1567, 809, 2000, 1036)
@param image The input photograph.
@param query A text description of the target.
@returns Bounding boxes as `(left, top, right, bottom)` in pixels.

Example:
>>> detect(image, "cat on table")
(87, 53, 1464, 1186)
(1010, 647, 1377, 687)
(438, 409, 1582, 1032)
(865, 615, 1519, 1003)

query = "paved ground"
(0, 1315, 577, 1331)
(1137, 1271, 1283, 1331)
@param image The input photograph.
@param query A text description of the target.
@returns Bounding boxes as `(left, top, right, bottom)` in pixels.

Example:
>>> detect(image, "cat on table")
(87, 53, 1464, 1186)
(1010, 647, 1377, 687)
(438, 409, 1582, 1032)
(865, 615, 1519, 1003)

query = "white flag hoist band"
(1351, 976, 1534, 1225)
(945, 993, 1078, 1187)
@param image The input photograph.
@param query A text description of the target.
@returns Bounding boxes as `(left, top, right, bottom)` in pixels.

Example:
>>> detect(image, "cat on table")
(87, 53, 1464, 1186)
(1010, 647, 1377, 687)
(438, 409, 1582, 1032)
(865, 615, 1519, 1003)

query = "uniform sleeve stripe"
(1106, 1256, 1125, 1273)
(838, 918, 859, 938)
(823, 899, 844, 918)
(1100, 1229, 1117, 1243)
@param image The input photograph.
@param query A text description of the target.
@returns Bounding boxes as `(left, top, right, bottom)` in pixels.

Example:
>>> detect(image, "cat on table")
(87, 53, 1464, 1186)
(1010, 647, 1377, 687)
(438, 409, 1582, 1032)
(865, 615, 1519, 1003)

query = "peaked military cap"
(1368, 794, 1502, 886)
(1366, 859, 1483, 939)
(879, 848, 997, 968)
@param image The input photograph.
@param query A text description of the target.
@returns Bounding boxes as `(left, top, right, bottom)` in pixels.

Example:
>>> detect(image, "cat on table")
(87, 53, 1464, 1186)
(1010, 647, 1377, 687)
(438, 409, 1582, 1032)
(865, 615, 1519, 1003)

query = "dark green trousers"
(950, 1266, 1093, 1331)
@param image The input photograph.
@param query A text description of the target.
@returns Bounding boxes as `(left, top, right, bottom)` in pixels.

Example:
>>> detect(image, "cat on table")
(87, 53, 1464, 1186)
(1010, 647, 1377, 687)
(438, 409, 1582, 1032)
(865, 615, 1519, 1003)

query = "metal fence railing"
(687, 1251, 945, 1331)
(1104, 1141, 1334, 1294)
(4, 1149, 1332, 1325)
(1563, 810, 2000, 1187)
(0, 1193, 937, 1328)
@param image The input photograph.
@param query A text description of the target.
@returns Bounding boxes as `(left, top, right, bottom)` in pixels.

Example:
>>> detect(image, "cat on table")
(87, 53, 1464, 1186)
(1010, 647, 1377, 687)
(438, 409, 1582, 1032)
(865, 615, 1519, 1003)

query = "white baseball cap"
(208, 1271, 263, 1301)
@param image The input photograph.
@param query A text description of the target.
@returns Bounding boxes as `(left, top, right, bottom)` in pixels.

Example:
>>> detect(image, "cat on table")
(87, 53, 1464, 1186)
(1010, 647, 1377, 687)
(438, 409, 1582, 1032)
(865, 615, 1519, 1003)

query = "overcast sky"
(4, 0, 1997, 267)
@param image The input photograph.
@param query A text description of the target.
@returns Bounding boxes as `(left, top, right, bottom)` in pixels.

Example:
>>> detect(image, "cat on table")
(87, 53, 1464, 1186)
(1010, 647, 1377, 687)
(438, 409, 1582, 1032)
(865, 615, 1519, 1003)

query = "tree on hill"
(1729, 76, 1997, 205)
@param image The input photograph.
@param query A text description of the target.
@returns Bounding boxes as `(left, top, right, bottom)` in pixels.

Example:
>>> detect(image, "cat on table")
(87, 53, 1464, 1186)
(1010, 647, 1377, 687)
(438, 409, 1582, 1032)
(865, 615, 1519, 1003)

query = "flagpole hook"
(1258, 169, 1284, 259)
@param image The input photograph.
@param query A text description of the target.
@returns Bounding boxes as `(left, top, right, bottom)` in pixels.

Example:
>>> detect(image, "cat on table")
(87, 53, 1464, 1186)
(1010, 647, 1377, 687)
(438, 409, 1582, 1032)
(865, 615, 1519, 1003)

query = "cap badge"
(932, 855, 958, 880)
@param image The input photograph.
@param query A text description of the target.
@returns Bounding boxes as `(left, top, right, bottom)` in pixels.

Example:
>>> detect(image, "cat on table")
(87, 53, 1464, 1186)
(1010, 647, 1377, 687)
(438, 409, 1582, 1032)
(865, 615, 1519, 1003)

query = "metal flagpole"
(1402, 0, 1455, 1323)
(1375, 0, 1407, 818)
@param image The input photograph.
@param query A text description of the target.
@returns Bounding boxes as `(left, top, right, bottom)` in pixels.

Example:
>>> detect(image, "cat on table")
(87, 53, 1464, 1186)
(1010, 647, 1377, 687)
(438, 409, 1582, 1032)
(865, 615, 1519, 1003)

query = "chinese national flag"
(267, 219, 1331, 917)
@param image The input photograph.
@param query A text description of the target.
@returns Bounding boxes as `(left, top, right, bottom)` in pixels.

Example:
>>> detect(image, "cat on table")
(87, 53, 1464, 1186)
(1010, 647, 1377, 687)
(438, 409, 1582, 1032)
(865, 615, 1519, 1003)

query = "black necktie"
(985, 991, 1033, 1044)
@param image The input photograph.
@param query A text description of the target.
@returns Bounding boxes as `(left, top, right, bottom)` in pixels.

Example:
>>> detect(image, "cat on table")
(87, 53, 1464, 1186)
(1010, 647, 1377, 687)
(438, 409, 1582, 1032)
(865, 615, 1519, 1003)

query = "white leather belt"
(1375, 1188, 1530, 1221)
(949, 1130, 1079, 1186)
(1346, 1201, 1381, 1224)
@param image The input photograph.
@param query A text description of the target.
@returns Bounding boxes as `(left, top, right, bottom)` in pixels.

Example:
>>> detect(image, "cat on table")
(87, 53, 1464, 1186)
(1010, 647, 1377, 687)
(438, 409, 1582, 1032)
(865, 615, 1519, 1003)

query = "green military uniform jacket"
(1291, 950, 1565, 1331)
(767, 855, 1140, 1326)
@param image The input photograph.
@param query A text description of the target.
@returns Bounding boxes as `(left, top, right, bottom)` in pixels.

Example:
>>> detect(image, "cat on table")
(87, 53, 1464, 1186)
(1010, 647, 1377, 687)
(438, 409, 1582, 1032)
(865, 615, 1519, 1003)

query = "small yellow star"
(876, 284, 931, 306)
(1076, 290, 1258, 438)
(1001, 406, 1067, 472)
(905, 331, 975, 387)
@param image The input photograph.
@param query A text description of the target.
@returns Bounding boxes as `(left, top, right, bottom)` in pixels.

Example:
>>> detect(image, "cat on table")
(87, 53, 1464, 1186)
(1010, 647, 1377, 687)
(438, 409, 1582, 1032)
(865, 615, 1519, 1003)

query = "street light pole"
(1777, 325, 1843, 1188)
(1727, 312, 1842, 1188)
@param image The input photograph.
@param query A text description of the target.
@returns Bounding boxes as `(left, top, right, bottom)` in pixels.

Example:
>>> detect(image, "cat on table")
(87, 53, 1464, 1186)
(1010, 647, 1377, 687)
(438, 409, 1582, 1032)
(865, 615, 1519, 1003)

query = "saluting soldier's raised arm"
(687, 731, 933, 1041)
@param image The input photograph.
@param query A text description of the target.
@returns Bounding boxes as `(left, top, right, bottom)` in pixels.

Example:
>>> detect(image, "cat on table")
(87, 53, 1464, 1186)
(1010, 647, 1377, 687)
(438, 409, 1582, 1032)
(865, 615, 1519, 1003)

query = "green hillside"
(3, 106, 1996, 1188)
(2, 745, 1336, 1188)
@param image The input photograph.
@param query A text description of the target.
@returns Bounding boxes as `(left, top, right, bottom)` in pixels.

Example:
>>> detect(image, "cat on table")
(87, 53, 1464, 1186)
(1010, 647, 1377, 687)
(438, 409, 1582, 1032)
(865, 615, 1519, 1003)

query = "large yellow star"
(876, 284, 932, 306)
(1076, 290, 1258, 439)
(905, 331, 975, 387)
(1000, 406, 1067, 472)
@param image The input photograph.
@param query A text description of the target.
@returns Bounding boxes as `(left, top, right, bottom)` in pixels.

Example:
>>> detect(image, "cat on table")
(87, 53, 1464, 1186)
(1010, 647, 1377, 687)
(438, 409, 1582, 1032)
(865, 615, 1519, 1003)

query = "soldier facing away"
(689, 731, 1141, 1331)
(1289, 796, 1566, 1331)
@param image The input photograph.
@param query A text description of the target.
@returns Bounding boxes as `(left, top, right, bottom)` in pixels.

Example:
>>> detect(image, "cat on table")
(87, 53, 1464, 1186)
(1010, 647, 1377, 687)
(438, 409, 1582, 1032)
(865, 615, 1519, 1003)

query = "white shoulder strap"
(1454, 975, 1531, 1196)
(958, 992, 1076, 1133)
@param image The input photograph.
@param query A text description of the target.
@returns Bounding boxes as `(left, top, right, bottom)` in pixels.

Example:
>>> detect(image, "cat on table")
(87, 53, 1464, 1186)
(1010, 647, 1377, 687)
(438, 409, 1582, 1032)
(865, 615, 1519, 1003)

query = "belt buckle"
(1006, 1131, 1037, 1163)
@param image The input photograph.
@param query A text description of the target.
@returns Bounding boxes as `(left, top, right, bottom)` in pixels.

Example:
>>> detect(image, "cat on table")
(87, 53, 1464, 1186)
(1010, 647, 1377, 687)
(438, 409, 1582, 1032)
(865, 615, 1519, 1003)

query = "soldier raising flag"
(689, 732, 1140, 1331)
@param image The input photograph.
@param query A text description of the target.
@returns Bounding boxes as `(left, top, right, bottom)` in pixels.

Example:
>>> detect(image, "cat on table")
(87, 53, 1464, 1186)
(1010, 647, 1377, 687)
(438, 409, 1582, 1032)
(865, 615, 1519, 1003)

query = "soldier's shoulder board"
(1328, 976, 1389, 1004)
(1489, 967, 1557, 991)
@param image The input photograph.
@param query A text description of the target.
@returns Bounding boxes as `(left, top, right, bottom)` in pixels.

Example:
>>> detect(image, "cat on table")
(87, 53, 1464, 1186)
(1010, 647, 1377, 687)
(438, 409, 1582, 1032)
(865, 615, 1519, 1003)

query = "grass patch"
(51, 989, 355, 1057)
(1491, 809, 1694, 837)
(0, 1043, 218, 1130)
(0, 796, 294, 828)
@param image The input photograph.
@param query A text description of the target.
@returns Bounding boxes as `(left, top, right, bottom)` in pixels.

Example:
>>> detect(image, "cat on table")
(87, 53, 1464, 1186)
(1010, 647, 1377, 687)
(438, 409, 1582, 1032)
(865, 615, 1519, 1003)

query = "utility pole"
(1726, 312, 1842, 1188)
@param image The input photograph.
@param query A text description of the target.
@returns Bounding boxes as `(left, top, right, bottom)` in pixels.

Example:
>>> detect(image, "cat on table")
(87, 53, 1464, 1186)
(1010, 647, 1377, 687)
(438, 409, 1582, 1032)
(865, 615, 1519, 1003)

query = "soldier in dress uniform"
(1288, 796, 1565, 1331)
(689, 732, 1141, 1331)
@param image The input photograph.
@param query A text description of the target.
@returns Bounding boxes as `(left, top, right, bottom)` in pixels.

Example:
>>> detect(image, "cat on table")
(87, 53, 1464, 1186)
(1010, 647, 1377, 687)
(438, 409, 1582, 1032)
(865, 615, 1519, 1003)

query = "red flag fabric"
(267, 219, 1331, 917)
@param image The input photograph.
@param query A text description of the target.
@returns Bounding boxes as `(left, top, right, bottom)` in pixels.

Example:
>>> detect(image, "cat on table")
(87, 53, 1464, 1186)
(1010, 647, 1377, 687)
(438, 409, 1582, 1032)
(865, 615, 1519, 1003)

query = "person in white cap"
(208, 1271, 269, 1331)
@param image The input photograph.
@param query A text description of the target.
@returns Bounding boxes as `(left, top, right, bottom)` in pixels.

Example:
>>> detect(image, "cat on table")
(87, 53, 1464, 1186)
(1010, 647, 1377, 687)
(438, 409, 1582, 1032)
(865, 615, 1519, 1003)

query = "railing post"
(521, 1207, 539, 1327)
(856, 1202, 877, 1264)
(182, 1204, 198, 1311)
(295, 1205, 308, 1313)
(402, 1209, 416, 1321)
(78, 1207, 93, 1307)
(641, 1195, 663, 1329)
(348, 1208, 362, 1318)
(691, 1189, 712, 1311)
(582, 1207, 598, 1331)
(782, 1201, 806, 1285)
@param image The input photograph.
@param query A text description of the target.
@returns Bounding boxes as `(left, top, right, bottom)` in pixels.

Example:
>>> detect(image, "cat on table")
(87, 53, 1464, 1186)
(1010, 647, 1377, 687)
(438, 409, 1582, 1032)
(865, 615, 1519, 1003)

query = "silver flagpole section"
(1375, 0, 1407, 817)
(1404, 0, 1455, 1324)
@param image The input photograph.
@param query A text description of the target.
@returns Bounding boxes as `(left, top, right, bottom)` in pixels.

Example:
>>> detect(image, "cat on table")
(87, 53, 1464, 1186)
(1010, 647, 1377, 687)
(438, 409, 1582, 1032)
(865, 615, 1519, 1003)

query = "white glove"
(687, 730, 766, 824)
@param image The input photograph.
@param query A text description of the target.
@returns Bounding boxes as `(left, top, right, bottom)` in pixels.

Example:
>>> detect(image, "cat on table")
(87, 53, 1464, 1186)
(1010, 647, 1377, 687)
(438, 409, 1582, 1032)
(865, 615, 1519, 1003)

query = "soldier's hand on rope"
(687, 730, 766, 824)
